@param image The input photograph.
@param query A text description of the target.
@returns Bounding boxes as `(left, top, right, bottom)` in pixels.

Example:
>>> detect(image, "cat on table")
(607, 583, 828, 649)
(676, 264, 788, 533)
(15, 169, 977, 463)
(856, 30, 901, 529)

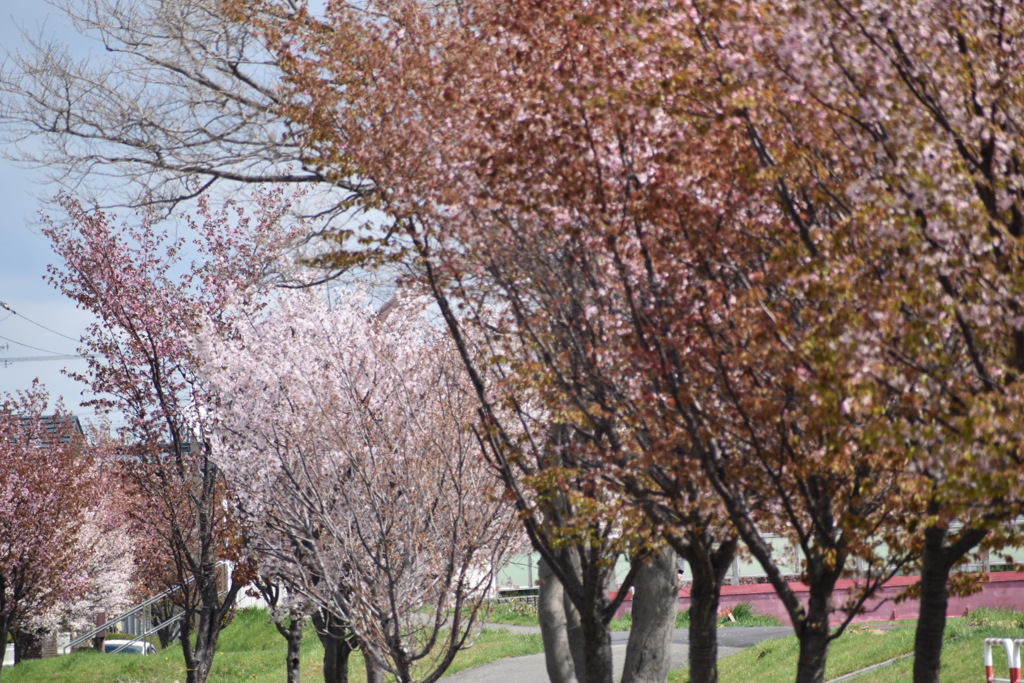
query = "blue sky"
(0, 1, 368, 421)
(1, 4, 99, 416)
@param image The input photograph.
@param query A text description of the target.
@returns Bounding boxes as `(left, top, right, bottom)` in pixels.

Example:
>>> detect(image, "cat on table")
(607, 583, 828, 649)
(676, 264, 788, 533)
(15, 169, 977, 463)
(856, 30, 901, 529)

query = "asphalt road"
(442, 625, 794, 682)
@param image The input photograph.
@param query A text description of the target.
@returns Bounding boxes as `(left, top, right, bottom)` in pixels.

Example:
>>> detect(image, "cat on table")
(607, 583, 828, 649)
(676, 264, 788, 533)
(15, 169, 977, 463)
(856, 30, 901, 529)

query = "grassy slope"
(668, 625, 918, 683)
(670, 608, 1024, 682)
(11, 606, 1023, 682)
(4, 608, 544, 683)
(849, 610, 1024, 683)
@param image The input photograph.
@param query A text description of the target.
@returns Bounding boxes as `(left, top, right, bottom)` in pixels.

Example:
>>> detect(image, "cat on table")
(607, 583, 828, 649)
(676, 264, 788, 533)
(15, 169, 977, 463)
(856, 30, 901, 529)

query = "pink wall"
(614, 571, 1024, 625)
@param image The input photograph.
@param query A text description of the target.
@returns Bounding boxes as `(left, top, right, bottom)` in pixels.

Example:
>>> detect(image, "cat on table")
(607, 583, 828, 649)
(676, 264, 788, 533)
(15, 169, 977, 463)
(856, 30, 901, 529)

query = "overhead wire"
(0, 300, 81, 343)
(0, 334, 75, 356)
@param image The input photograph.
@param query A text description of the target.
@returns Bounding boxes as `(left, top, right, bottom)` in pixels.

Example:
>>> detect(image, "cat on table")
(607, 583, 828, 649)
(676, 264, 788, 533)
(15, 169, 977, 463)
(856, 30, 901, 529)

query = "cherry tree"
(702, 3, 1024, 680)
(248, 577, 309, 683)
(236, 3, 940, 682)
(30, 478, 137, 648)
(0, 384, 101, 677)
(199, 289, 518, 683)
(42, 188, 304, 683)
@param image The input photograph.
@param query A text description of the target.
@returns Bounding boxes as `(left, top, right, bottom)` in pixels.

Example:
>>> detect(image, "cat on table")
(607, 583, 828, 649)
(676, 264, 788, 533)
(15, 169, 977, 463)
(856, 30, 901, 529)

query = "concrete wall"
(612, 571, 1024, 625)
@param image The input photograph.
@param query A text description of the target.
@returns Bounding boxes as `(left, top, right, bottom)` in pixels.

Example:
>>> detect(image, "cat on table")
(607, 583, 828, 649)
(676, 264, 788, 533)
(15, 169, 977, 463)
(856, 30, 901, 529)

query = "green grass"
(19, 605, 1024, 682)
(670, 602, 783, 631)
(857, 610, 1024, 682)
(485, 599, 780, 632)
(482, 599, 540, 627)
(678, 624, 917, 683)
(3, 608, 543, 683)
(669, 608, 1024, 682)
(440, 629, 544, 677)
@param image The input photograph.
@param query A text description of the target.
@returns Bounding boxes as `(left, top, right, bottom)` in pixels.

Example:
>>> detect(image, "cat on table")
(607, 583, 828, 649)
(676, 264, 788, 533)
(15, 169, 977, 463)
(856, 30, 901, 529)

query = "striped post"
(1012, 640, 1024, 683)
(984, 638, 1018, 683)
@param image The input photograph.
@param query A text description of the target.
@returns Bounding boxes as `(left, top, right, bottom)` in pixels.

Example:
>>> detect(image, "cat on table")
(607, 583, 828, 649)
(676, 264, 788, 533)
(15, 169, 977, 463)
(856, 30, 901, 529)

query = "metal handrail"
(106, 612, 184, 654)
(63, 561, 231, 654)
(107, 582, 232, 653)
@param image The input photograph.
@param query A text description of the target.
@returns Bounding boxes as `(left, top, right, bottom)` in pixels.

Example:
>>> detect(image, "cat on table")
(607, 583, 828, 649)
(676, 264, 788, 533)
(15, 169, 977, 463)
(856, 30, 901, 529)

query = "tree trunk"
(187, 578, 232, 683)
(252, 576, 305, 683)
(687, 585, 720, 683)
(190, 609, 218, 683)
(282, 616, 304, 683)
(913, 534, 949, 683)
(792, 576, 835, 683)
(179, 560, 241, 683)
(363, 646, 386, 683)
(91, 611, 107, 653)
(0, 616, 8, 683)
(558, 544, 618, 683)
(683, 534, 737, 683)
(13, 629, 43, 663)
(578, 608, 614, 683)
(621, 546, 678, 683)
(564, 588, 587, 680)
(538, 557, 578, 683)
(794, 619, 830, 683)
(322, 635, 353, 683)
(913, 524, 988, 683)
(313, 609, 353, 683)
(151, 600, 178, 650)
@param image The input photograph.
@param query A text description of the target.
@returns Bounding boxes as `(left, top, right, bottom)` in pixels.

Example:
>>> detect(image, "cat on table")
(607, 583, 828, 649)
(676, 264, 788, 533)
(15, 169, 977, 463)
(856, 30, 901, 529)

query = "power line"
(0, 334, 74, 356)
(0, 301, 81, 343)
(0, 354, 83, 368)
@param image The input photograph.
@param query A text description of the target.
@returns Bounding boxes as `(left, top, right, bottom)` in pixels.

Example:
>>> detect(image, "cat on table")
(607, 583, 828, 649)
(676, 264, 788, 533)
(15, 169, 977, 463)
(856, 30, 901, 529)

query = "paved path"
(443, 625, 794, 682)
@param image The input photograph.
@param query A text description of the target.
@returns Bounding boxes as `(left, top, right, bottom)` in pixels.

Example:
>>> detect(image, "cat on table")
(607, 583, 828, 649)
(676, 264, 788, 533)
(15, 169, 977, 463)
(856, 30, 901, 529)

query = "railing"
(105, 612, 183, 654)
(63, 561, 232, 654)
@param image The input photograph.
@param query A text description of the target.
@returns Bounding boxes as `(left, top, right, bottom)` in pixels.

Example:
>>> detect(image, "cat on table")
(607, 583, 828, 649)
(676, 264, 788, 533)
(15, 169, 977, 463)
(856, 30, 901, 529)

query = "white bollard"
(984, 638, 1020, 683)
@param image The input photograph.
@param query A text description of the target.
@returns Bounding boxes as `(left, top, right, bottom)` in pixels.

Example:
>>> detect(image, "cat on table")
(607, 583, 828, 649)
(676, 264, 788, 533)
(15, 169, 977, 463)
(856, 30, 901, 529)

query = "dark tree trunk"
(322, 635, 353, 683)
(313, 609, 354, 683)
(564, 586, 587, 680)
(913, 533, 949, 683)
(682, 534, 737, 683)
(251, 576, 305, 683)
(538, 557, 578, 683)
(187, 567, 239, 683)
(12, 629, 43, 663)
(363, 646, 385, 683)
(913, 523, 988, 683)
(687, 584, 720, 683)
(621, 546, 678, 683)
(151, 600, 178, 650)
(794, 618, 830, 683)
(578, 607, 614, 683)
(190, 608, 217, 683)
(556, 542, 626, 683)
(0, 616, 8, 683)
(179, 560, 241, 683)
(282, 615, 304, 683)
(792, 574, 836, 683)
